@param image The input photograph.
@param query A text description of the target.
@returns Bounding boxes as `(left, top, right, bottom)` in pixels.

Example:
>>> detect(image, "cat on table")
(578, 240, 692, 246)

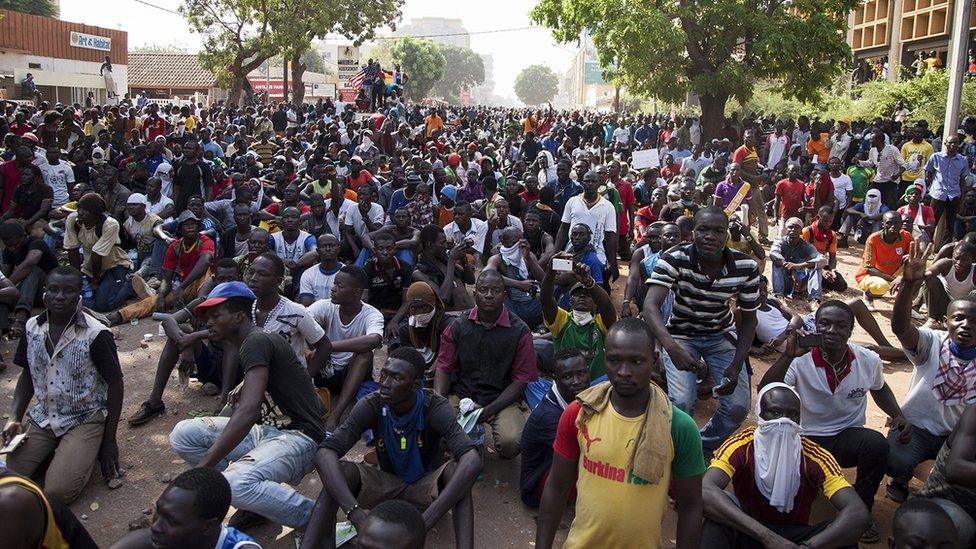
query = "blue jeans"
(771, 264, 823, 299)
(90, 265, 134, 312)
(169, 416, 318, 528)
(662, 333, 750, 453)
(886, 424, 947, 485)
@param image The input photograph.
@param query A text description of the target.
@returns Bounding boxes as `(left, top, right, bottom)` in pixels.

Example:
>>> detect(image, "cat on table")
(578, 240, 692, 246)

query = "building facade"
(0, 9, 128, 104)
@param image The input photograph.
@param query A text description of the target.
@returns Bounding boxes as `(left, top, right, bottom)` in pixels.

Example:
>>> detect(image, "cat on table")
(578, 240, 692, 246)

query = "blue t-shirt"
(217, 526, 261, 549)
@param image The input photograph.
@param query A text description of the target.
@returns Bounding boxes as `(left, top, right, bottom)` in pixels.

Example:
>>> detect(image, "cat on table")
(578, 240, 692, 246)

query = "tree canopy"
(531, 0, 857, 138)
(432, 46, 485, 103)
(514, 64, 559, 106)
(389, 37, 446, 100)
(1, 0, 58, 17)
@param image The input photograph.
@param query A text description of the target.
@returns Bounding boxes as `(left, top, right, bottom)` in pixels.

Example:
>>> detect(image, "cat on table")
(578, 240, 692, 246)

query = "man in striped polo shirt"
(643, 205, 760, 454)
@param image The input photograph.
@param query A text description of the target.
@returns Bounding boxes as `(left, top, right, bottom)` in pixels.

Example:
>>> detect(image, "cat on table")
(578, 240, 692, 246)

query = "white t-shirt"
(146, 195, 175, 220)
(784, 344, 884, 437)
(342, 202, 385, 239)
(444, 218, 489, 254)
(257, 296, 325, 368)
(754, 301, 791, 346)
(308, 299, 384, 370)
(299, 263, 342, 302)
(560, 195, 618, 266)
(612, 127, 630, 145)
(830, 174, 854, 211)
(901, 328, 976, 436)
(37, 160, 74, 207)
(323, 199, 355, 236)
(271, 230, 315, 264)
(767, 134, 789, 169)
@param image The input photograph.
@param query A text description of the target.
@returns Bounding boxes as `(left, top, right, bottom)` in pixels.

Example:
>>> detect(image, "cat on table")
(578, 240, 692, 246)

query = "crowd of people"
(1, 88, 976, 549)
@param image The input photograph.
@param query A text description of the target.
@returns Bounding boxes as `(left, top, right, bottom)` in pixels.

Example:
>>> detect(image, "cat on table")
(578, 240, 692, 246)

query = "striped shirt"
(648, 244, 760, 336)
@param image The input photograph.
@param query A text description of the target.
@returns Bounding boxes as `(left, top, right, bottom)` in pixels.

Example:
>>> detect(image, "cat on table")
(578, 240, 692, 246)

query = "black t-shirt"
(364, 258, 414, 312)
(12, 183, 54, 220)
(660, 201, 700, 222)
(238, 329, 326, 441)
(519, 388, 564, 507)
(172, 160, 214, 210)
(2, 237, 58, 273)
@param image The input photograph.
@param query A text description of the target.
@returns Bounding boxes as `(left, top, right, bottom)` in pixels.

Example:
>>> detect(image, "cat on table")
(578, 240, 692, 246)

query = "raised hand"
(901, 241, 932, 283)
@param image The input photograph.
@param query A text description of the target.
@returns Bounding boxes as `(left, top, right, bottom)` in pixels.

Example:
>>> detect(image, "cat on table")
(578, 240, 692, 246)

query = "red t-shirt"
(144, 116, 169, 141)
(774, 178, 806, 219)
(346, 170, 373, 191)
(615, 180, 636, 233)
(9, 123, 30, 137)
(264, 201, 311, 216)
(897, 204, 935, 227)
(212, 176, 232, 198)
(162, 234, 215, 279)
(805, 176, 834, 209)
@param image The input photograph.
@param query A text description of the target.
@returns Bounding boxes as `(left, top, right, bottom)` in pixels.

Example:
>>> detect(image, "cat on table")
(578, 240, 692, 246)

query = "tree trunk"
(291, 50, 307, 107)
(698, 92, 729, 143)
(614, 85, 621, 113)
(228, 75, 244, 106)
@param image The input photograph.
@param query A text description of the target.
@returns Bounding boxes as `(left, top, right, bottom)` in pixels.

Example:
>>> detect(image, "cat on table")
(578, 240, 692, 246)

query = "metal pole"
(943, 0, 972, 138)
(282, 54, 289, 103)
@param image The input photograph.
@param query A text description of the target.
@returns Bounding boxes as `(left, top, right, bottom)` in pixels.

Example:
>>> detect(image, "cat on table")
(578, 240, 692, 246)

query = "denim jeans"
(771, 264, 823, 299)
(90, 265, 134, 312)
(662, 332, 750, 453)
(14, 267, 45, 315)
(886, 424, 948, 486)
(136, 239, 168, 278)
(169, 416, 318, 528)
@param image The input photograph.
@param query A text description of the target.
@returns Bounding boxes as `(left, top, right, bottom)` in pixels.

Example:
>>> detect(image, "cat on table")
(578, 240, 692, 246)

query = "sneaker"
(131, 274, 156, 300)
(887, 480, 909, 503)
(128, 401, 166, 426)
(860, 520, 880, 544)
(147, 277, 162, 291)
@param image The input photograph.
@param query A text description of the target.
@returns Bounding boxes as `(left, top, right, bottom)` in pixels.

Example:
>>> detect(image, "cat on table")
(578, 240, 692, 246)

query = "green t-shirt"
(602, 186, 622, 214)
(545, 307, 608, 379)
(670, 405, 708, 477)
(847, 166, 874, 202)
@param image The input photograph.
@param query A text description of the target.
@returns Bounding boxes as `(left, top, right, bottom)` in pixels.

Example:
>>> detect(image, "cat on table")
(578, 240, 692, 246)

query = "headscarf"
(500, 242, 529, 279)
(537, 150, 558, 187)
(405, 281, 445, 357)
(753, 382, 803, 514)
(863, 188, 883, 217)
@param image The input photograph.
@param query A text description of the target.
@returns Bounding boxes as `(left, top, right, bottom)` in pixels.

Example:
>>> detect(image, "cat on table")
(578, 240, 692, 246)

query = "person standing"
(554, 171, 618, 280)
(730, 130, 770, 243)
(535, 318, 705, 549)
(2, 266, 123, 504)
(926, 133, 971, 246)
(859, 130, 906, 210)
(643, 206, 760, 454)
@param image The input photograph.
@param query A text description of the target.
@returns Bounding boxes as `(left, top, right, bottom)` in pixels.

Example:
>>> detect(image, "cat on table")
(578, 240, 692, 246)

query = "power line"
(371, 25, 544, 40)
(129, 0, 181, 15)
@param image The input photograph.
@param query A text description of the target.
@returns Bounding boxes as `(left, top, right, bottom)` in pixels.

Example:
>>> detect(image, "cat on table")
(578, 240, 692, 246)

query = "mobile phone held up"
(552, 258, 573, 272)
(797, 333, 824, 348)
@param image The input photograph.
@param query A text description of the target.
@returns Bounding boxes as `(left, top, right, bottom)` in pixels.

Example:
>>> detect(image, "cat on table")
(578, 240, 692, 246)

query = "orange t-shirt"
(801, 225, 838, 255)
(855, 230, 912, 282)
(806, 133, 830, 162)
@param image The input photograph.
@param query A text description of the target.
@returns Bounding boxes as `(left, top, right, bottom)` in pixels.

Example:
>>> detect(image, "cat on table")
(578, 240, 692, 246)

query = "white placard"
(631, 149, 660, 170)
(70, 31, 111, 52)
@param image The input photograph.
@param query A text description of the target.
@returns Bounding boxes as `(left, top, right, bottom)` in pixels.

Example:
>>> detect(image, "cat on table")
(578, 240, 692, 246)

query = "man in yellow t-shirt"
(535, 319, 705, 549)
(901, 125, 934, 187)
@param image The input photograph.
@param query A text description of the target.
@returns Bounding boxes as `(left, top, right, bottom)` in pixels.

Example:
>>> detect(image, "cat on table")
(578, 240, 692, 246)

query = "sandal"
(128, 401, 166, 426)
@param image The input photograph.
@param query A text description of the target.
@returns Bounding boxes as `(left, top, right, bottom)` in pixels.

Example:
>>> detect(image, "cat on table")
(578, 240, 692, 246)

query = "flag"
(347, 68, 366, 90)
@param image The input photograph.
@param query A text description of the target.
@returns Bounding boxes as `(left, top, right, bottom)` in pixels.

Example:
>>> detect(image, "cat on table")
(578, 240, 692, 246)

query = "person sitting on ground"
(413, 224, 476, 312)
(443, 200, 489, 265)
(843, 188, 888, 244)
(169, 281, 327, 532)
(889, 497, 963, 549)
(913, 403, 976, 545)
(349, 499, 429, 549)
(918, 240, 976, 330)
(301, 347, 482, 549)
(0, 465, 97, 549)
(218, 202, 255, 260)
(108, 210, 215, 326)
(2, 266, 123, 505)
(701, 383, 869, 548)
(535, 318, 705, 549)
(110, 467, 261, 549)
(485, 226, 546, 330)
(122, 193, 164, 279)
(887, 242, 976, 504)
(297, 234, 342, 306)
(434, 269, 539, 460)
(760, 300, 912, 542)
(361, 208, 419, 266)
(0, 220, 57, 338)
(127, 260, 242, 426)
(307, 265, 385, 432)
(342, 184, 385, 262)
(801, 205, 848, 296)
(725, 213, 765, 267)
(391, 281, 452, 373)
(769, 217, 827, 302)
(519, 347, 589, 508)
(855, 210, 912, 310)
(64, 192, 134, 312)
(621, 223, 663, 317)
(898, 183, 936, 244)
(363, 232, 414, 333)
(541, 253, 616, 380)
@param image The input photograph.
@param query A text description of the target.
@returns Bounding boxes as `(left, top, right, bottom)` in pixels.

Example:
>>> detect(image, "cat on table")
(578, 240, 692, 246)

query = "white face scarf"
(863, 190, 882, 217)
(408, 310, 435, 328)
(571, 309, 594, 326)
(753, 382, 803, 514)
(500, 243, 529, 279)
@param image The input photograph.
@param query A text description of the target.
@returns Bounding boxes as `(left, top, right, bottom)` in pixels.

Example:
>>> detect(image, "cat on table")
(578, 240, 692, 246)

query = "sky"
(59, 0, 576, 100)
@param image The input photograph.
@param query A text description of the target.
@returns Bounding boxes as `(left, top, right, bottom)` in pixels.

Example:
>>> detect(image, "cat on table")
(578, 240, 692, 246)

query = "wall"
(0, 9, 127, 64)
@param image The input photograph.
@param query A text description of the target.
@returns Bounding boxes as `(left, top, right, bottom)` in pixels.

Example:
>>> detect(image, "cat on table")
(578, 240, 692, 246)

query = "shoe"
(227, 509, 270, 532)
(201, 382, 219, 396)
(860, 520, 880, 544)
(147, 277, 162, 290)
(887, 480, 909, 503)
(128, 401, 166, 426)
(131, 274, 156, 300)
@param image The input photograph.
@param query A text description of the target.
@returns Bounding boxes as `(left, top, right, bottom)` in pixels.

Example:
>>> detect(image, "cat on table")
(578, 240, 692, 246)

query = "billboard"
(584, 60, 606, 84)
(335, 45, 361, 93)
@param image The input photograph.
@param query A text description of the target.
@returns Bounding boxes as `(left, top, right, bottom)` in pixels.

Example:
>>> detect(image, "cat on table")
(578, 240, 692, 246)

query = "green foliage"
(432, 46, 485, 103)
(389, 38, 446, 100)
(849, 71, 976, 125)
(531, 0, 857, 137)
(0, 0, 58, 17)
(514, 64, 559, 106)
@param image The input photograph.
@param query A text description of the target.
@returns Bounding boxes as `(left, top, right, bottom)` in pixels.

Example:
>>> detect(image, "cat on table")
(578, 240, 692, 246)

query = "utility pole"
(282, 54, 289, 104)
(943, 0, 972, 138)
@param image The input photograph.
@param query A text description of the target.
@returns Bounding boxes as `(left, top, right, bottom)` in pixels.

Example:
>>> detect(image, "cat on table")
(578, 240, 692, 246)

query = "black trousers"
(701, 517, 856, 549)
(807, 427, 888, 511)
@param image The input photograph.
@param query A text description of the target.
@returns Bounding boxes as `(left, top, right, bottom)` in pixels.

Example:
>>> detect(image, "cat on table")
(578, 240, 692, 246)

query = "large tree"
(181, 0, 280, 106)
(0, 0, 58, 17)
(276, 0, 401, 106)
(389, 38, 446, 100)
(432, 46, 485, 104)
(514, 64, 559, 106)
(531, 0, 857, 139)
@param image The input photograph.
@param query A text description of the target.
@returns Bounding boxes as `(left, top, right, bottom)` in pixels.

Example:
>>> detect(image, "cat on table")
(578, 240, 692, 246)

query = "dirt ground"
(0, 241, 924, 548)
